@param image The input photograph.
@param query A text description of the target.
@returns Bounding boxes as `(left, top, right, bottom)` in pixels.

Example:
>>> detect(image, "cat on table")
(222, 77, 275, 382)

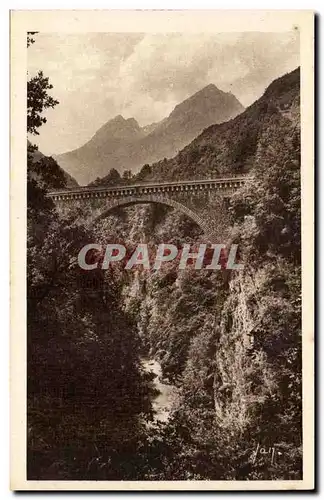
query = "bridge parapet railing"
(48, 174, 252, 197)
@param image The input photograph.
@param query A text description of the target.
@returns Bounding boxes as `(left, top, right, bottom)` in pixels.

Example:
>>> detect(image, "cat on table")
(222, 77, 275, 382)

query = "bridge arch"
(90, 195, 215, 239)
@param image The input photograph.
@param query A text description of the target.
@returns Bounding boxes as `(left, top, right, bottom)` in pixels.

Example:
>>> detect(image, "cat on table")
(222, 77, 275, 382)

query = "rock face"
(54, 84, 244, 185)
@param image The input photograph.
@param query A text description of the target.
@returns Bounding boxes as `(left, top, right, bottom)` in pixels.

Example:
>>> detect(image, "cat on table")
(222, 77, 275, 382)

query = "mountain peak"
(55, 83, 244, 185)
(110, 114, 126, 123)
(125, 117, 140, 129)
(107, 115, 140, 130)
(169, 82, 244, 122)
(193, 83, 225, 97)
(200, 83, 218, 92)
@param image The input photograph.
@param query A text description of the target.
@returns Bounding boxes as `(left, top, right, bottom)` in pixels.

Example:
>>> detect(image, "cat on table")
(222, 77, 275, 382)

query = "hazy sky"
(27, 31, 300, 156)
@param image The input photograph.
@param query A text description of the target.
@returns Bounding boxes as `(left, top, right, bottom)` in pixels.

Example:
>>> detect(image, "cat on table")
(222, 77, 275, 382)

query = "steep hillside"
(131, 67, 300, 183)
(111, 84, 244, 174)
(27, 141, 79, 188)
(55, 84, 244, 185)
(104, 66, 302, 479)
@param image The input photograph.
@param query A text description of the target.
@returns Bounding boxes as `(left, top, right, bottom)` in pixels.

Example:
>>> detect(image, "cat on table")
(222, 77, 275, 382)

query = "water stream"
(142, 359, 176, 422)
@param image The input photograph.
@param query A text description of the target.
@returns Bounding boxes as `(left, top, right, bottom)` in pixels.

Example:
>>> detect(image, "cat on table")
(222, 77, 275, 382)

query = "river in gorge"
(142, 359, 177, 422)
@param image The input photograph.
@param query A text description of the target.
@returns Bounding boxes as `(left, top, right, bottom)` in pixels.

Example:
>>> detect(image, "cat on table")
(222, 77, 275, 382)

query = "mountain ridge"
(54, 83, 244, 185)
(129, 67, 300, 183)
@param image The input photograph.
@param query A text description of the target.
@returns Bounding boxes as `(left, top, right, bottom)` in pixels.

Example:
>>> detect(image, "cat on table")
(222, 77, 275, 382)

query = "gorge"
(27, 66, 302, 481)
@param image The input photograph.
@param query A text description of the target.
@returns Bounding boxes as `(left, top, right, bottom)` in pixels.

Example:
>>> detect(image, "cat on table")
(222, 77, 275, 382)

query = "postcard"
(10, 9, 314, 491)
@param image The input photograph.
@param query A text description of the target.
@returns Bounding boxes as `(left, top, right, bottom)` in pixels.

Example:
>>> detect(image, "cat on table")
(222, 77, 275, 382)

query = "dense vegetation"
(27, 42, 302, 482)
(27, 60, 155, 480)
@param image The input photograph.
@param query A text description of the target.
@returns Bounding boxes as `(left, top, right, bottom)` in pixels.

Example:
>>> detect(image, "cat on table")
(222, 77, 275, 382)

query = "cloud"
(27, 31, 299, 155)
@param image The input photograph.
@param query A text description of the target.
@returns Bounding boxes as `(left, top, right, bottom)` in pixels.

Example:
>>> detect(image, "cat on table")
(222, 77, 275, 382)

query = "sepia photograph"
(10, 10, 314, 490)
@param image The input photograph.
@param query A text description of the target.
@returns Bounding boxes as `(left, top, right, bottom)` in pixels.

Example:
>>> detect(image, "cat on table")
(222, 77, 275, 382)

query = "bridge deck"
(48, 175, 251, 198)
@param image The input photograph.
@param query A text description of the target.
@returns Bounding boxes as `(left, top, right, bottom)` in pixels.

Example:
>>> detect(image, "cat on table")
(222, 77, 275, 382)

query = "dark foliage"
(27, 71, 59, 135)
(26, 57, 302, 481)
(27, 51, 154, 479)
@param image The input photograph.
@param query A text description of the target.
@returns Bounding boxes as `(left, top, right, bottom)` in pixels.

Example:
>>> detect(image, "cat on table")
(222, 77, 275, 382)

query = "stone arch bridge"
(48, 176, 250, 241)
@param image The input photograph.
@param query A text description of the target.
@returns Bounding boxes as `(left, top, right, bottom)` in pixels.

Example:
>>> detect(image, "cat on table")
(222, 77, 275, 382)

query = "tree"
(27, 71, 59, 135)
(26, 37, 154, 480)
(122, 169, 132, 182)
(27, 31, 37, 48)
